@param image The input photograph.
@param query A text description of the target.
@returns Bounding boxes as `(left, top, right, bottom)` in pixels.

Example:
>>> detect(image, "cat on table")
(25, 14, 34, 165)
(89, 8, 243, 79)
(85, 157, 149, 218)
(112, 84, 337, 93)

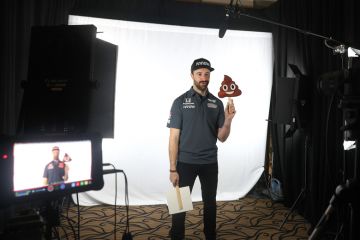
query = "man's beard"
(194, 80, 208, 91)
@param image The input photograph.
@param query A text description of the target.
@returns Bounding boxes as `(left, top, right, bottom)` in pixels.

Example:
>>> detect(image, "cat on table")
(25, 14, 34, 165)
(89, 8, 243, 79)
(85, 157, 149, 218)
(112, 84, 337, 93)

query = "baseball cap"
(191, 58, 215, 72)
(52, 146, 59, 151)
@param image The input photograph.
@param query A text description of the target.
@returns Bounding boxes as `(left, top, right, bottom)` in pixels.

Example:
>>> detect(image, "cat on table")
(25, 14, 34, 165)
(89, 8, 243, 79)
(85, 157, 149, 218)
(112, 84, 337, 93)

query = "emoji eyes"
(222, 83, 236, 92)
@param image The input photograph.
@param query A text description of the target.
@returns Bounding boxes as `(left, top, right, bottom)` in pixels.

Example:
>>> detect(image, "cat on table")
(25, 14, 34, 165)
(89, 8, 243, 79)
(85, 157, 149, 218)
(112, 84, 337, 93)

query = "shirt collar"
(189, 86, 209, 98)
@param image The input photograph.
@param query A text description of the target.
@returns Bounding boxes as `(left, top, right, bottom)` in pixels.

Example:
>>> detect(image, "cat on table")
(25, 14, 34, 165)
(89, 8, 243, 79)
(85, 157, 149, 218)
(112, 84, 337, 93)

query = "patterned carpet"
(58, 197, 310, 240)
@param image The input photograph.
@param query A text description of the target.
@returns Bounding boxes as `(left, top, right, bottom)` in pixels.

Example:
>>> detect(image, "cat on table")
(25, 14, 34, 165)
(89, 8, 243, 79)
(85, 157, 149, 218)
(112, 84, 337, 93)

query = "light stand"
(274, 64, 310, 229)
(279, 132, 308, 229)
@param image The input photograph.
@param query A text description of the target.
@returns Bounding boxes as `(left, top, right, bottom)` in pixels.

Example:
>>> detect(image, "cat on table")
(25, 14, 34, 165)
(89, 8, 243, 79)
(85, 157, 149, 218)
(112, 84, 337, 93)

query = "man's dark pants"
(170, 162, 218, 240)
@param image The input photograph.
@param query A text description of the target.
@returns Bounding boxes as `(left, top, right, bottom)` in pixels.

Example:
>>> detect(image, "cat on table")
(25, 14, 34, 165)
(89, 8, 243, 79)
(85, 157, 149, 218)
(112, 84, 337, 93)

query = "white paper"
(166, 186, 193, 214)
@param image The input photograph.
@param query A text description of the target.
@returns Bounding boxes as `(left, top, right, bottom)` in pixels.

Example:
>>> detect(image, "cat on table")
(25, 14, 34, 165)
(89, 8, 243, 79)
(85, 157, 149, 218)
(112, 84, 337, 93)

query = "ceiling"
(177, 0, 278, 9)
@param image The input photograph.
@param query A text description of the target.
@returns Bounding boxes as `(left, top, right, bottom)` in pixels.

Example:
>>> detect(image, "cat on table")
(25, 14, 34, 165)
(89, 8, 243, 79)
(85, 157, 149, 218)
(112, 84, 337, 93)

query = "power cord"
(103, 163, 132, 240)
(325, 93, 339, 188)
(121, 170, 132, 240)
(103, 163, 118, 240)
(76, 192, 80, 240)
(65, 196, 76, 240)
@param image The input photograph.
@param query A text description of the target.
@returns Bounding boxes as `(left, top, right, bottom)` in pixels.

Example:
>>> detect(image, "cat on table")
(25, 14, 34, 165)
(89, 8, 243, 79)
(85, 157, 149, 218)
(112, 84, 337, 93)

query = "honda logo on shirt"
(183, 98, 195, 109)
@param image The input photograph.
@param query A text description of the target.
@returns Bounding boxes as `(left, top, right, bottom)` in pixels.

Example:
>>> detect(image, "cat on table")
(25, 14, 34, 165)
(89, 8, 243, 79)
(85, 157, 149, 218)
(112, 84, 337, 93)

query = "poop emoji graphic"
(218, 75, 242, 98)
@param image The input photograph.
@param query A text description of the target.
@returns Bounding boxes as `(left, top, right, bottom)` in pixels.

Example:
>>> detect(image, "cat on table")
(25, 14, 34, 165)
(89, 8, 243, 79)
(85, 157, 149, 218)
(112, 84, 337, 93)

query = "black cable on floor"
(65, 196, 76, 240)
(105, 163, 118, 240)
(57, 196, 71, 240)
(76, 192, 80, 240)
(53, 226, 60, 240)
(59, 225, 69, 240)
(121, 171, 132, 239)
(103, 163, 132, 239)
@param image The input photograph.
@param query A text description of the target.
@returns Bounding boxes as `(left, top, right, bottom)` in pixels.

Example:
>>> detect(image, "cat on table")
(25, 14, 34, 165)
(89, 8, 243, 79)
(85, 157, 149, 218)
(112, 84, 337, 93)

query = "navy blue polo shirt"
(167, 87, 225, 164)
(43, 160, 66, 184)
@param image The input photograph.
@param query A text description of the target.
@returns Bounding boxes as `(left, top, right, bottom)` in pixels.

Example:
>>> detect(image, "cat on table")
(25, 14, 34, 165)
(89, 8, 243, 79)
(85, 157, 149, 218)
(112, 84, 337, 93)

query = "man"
(43, 146, 69, 185)
(167, 58, 236, 240)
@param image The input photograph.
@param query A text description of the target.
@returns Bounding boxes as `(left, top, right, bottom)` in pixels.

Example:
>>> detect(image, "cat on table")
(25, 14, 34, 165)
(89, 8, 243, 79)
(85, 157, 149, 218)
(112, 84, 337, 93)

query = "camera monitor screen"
(11, 135, 104, 201)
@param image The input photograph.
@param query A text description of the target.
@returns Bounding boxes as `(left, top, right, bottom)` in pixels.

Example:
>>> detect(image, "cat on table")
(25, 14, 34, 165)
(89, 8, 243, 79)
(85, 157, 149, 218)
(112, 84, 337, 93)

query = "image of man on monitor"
(43, 146, 70, 185)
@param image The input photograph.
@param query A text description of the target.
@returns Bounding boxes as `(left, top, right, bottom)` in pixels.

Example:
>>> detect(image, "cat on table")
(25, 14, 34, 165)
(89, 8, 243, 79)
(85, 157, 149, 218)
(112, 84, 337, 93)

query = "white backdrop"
(69, 15, 273, 206)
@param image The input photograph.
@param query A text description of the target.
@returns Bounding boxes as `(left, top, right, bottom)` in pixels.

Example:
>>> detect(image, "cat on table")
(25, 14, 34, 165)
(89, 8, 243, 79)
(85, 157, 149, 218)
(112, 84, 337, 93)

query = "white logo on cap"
(196, 61, 210, 67)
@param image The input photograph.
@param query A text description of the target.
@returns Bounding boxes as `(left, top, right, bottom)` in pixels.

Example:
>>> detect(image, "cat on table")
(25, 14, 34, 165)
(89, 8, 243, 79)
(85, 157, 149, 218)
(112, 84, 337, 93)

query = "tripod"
(279, 132, 309, 229)
(309, 139, 360, 240)
(308, 179, 360, 240)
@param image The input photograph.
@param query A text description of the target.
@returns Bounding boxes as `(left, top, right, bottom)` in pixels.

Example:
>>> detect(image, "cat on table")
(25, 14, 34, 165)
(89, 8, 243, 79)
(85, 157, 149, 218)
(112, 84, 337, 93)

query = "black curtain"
(270, 0, 360, 233)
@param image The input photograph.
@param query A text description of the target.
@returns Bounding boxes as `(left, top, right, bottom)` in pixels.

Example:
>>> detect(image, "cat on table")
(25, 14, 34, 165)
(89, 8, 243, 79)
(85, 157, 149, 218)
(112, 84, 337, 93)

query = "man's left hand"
(225, 98, 236, 120)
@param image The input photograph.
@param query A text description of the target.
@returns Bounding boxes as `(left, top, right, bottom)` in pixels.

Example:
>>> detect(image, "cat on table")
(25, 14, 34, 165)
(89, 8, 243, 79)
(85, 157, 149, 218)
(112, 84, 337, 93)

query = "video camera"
(318, 66, 360, 141)
(310, 49, 360, 240)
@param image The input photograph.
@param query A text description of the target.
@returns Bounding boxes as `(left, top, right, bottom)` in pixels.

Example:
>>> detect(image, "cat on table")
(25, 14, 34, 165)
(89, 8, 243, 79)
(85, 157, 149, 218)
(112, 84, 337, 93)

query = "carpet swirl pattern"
(58, 196, 309, 240)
